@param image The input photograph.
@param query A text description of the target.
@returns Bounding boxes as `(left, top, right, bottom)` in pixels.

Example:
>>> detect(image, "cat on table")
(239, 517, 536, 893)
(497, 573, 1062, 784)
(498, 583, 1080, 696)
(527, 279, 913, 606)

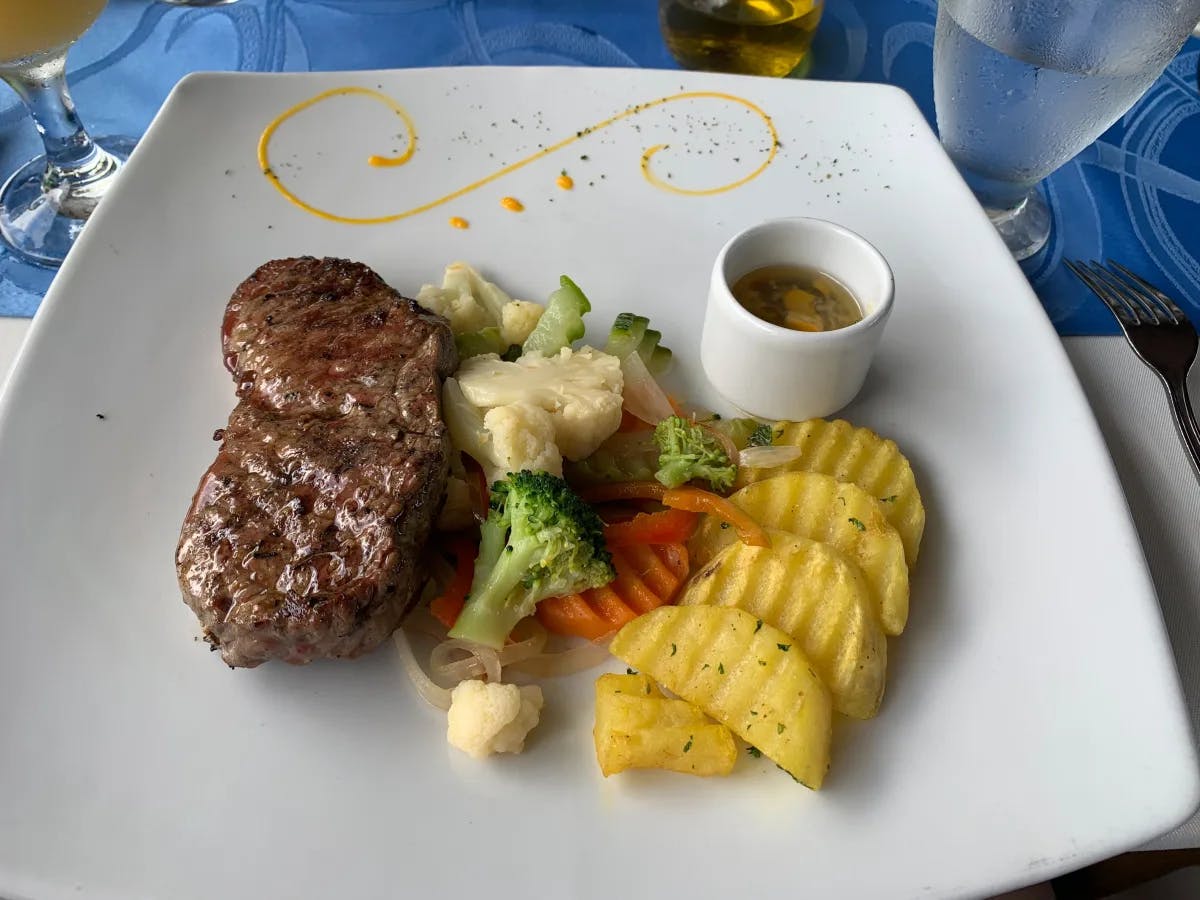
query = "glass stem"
(0, 47, 110, 196)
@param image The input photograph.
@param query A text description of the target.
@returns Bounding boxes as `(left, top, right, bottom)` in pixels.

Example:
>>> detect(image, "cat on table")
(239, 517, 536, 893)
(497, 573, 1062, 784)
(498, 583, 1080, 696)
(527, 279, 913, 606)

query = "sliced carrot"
(655, 542, 690, 584)
(621, 542, 682, 597)
(429, 538, 476, 629)
(535, 592, 614, 642)
(602, 508, 698, 547)
(624, 543, 673, 596)
(585, 584, 641, 631)
(611, 561, 661, 614)
(579, 482, 769, 548)
(536, 542, 689, 640)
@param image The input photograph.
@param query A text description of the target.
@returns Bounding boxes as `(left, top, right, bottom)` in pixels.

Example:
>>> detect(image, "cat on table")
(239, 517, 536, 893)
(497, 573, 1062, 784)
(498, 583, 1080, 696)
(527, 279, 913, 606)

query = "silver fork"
(1066, 259, 1200, 481)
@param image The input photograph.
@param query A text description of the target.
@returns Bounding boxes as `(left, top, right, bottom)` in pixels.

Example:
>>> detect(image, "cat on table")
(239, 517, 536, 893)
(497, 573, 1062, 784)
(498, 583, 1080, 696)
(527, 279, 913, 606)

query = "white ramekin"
(700, 217, 895, 420)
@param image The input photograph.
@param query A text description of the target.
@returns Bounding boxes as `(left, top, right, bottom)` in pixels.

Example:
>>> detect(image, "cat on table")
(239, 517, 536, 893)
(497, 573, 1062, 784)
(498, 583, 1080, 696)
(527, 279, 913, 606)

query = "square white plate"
(0, 67, 1195, 900)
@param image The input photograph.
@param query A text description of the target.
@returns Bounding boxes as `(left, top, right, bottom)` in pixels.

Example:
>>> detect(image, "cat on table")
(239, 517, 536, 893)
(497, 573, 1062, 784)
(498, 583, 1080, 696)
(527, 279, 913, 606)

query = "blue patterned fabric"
(0, 0, 1196, 334)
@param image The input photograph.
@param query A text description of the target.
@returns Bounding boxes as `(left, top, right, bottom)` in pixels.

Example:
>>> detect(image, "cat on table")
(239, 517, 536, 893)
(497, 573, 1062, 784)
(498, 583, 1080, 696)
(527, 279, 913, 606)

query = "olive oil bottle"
(658, 0, 824, 78)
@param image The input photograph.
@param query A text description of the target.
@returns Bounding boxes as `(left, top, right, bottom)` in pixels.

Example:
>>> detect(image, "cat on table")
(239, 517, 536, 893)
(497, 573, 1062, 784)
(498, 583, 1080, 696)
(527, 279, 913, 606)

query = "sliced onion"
(737, 444, 805, 468)
(431, 638, 502, 685)
(699, 422, 740, 466)
(404, 607, 450, 640)
(602, 429, 660, 461)
(509, 638, 613, 678)
(620, 350, 674, 424)
(427, 619, 550, 683)
(499, 618, 549, 667)
(394, 628, 452, 710)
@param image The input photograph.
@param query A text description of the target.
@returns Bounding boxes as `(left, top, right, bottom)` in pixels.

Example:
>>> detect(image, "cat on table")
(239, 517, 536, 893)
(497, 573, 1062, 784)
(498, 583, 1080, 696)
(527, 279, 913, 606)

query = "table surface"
(2, 0, 1200, 887)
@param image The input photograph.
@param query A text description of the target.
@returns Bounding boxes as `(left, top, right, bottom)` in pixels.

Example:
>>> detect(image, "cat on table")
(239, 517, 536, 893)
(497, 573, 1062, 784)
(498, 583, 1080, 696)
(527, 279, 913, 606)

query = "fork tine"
(1086, 260, 1160, 323)
(1106, 260, 1190, 325)
(1097, 262, 1168, 324)
(1066, 260, 1138, 327)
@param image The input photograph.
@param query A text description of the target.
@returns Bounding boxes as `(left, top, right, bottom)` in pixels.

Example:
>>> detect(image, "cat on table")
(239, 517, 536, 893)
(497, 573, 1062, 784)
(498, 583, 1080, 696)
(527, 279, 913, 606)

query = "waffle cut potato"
(738, 419, 925, 566)
(688, 471, 910, 635)
(611, 606, 833, 789)
(680, 530, 886, 719)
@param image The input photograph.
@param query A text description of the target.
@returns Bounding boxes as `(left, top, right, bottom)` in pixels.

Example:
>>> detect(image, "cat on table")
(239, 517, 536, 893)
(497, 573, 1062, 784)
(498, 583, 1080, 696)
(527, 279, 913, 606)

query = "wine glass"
(0, 0, 137, 268)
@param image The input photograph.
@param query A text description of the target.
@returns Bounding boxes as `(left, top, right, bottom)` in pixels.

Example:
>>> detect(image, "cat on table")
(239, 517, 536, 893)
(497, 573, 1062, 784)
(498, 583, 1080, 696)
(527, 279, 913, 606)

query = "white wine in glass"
(659, 0, 824, 78)
(0, 0, 136, 267)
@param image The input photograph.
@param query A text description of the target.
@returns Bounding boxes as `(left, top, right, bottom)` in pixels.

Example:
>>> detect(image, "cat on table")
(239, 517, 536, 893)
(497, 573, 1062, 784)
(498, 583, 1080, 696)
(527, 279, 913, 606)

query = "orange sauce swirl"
(258, 88, 779, 225)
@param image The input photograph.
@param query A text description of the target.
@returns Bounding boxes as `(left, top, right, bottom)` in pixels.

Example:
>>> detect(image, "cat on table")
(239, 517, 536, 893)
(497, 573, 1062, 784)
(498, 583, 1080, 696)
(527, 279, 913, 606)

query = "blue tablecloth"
(1, 0, 1197, 335)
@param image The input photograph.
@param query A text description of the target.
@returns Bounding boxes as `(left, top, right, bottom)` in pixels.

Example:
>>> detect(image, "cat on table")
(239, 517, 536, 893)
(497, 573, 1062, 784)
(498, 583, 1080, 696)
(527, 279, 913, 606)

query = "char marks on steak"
(176, 257, 457, 668)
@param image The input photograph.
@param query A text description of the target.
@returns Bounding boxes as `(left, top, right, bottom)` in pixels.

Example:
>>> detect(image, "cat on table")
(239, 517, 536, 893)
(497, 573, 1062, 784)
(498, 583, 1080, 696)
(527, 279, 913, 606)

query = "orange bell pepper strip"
(579, 482, 768, 548)
(602, 508, 698, 548)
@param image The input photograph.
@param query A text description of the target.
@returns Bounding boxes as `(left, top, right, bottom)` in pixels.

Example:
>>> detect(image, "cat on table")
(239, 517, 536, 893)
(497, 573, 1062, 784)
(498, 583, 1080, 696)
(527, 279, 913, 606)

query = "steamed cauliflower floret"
(416, 262, 543, 345)
(483, 403, 563, 478)
(415, 284, 494, 335)
(499, 300, 545, 346)
(456, 346, 624, 461)
(447, 680, 544, 759)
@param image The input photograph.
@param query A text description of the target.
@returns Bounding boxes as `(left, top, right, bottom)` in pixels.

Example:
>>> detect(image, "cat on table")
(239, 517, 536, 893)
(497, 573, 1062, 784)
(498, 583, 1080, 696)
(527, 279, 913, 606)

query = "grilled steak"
(176, 258, 457, 668)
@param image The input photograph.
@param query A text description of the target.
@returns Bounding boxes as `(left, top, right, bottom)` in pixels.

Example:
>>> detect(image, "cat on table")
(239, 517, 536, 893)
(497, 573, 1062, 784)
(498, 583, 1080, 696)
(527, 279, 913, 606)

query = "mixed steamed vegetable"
(400, 263, 926, 787)
(447, 471, 614, 650)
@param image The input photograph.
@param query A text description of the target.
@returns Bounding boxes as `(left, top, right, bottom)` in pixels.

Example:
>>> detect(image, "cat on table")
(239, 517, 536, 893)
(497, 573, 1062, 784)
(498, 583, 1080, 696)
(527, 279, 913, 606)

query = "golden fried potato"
(595, 719, 737, 777)
(594, 673, 701, 729)
(680, 530, 886, 719)
(596, 672, 664, 701)
(610, 606, 832, 789)
(593, 673, 736, 777)
(739, 419, 925, 566)
(689, 471, 909, 635)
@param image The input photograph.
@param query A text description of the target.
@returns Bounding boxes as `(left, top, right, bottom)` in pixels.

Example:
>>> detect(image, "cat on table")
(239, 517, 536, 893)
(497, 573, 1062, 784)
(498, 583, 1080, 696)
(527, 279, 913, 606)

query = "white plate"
(0, 67, 1195, 900)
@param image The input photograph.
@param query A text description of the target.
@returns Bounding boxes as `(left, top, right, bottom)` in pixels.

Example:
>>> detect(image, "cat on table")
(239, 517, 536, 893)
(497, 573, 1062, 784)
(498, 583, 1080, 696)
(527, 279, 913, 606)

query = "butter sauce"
(731, 264, 862, 332)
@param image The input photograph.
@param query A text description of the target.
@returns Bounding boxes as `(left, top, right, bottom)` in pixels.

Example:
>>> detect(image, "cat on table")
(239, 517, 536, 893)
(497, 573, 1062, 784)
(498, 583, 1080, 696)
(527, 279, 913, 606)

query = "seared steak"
(176, 258, 457, 668)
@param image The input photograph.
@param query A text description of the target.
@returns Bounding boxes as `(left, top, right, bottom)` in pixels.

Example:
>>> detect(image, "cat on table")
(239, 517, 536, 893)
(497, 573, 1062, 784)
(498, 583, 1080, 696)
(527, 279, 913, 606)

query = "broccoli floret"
(448, 470, 615, 648)
(748, 423, 775, 447)
(705, 417, 769, 450)
(653, 416, 737, 492)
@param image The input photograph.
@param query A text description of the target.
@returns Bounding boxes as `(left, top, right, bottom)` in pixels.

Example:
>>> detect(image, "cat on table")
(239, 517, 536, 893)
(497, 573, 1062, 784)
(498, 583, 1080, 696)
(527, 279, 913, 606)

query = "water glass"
(934, 0, 1200, 260)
